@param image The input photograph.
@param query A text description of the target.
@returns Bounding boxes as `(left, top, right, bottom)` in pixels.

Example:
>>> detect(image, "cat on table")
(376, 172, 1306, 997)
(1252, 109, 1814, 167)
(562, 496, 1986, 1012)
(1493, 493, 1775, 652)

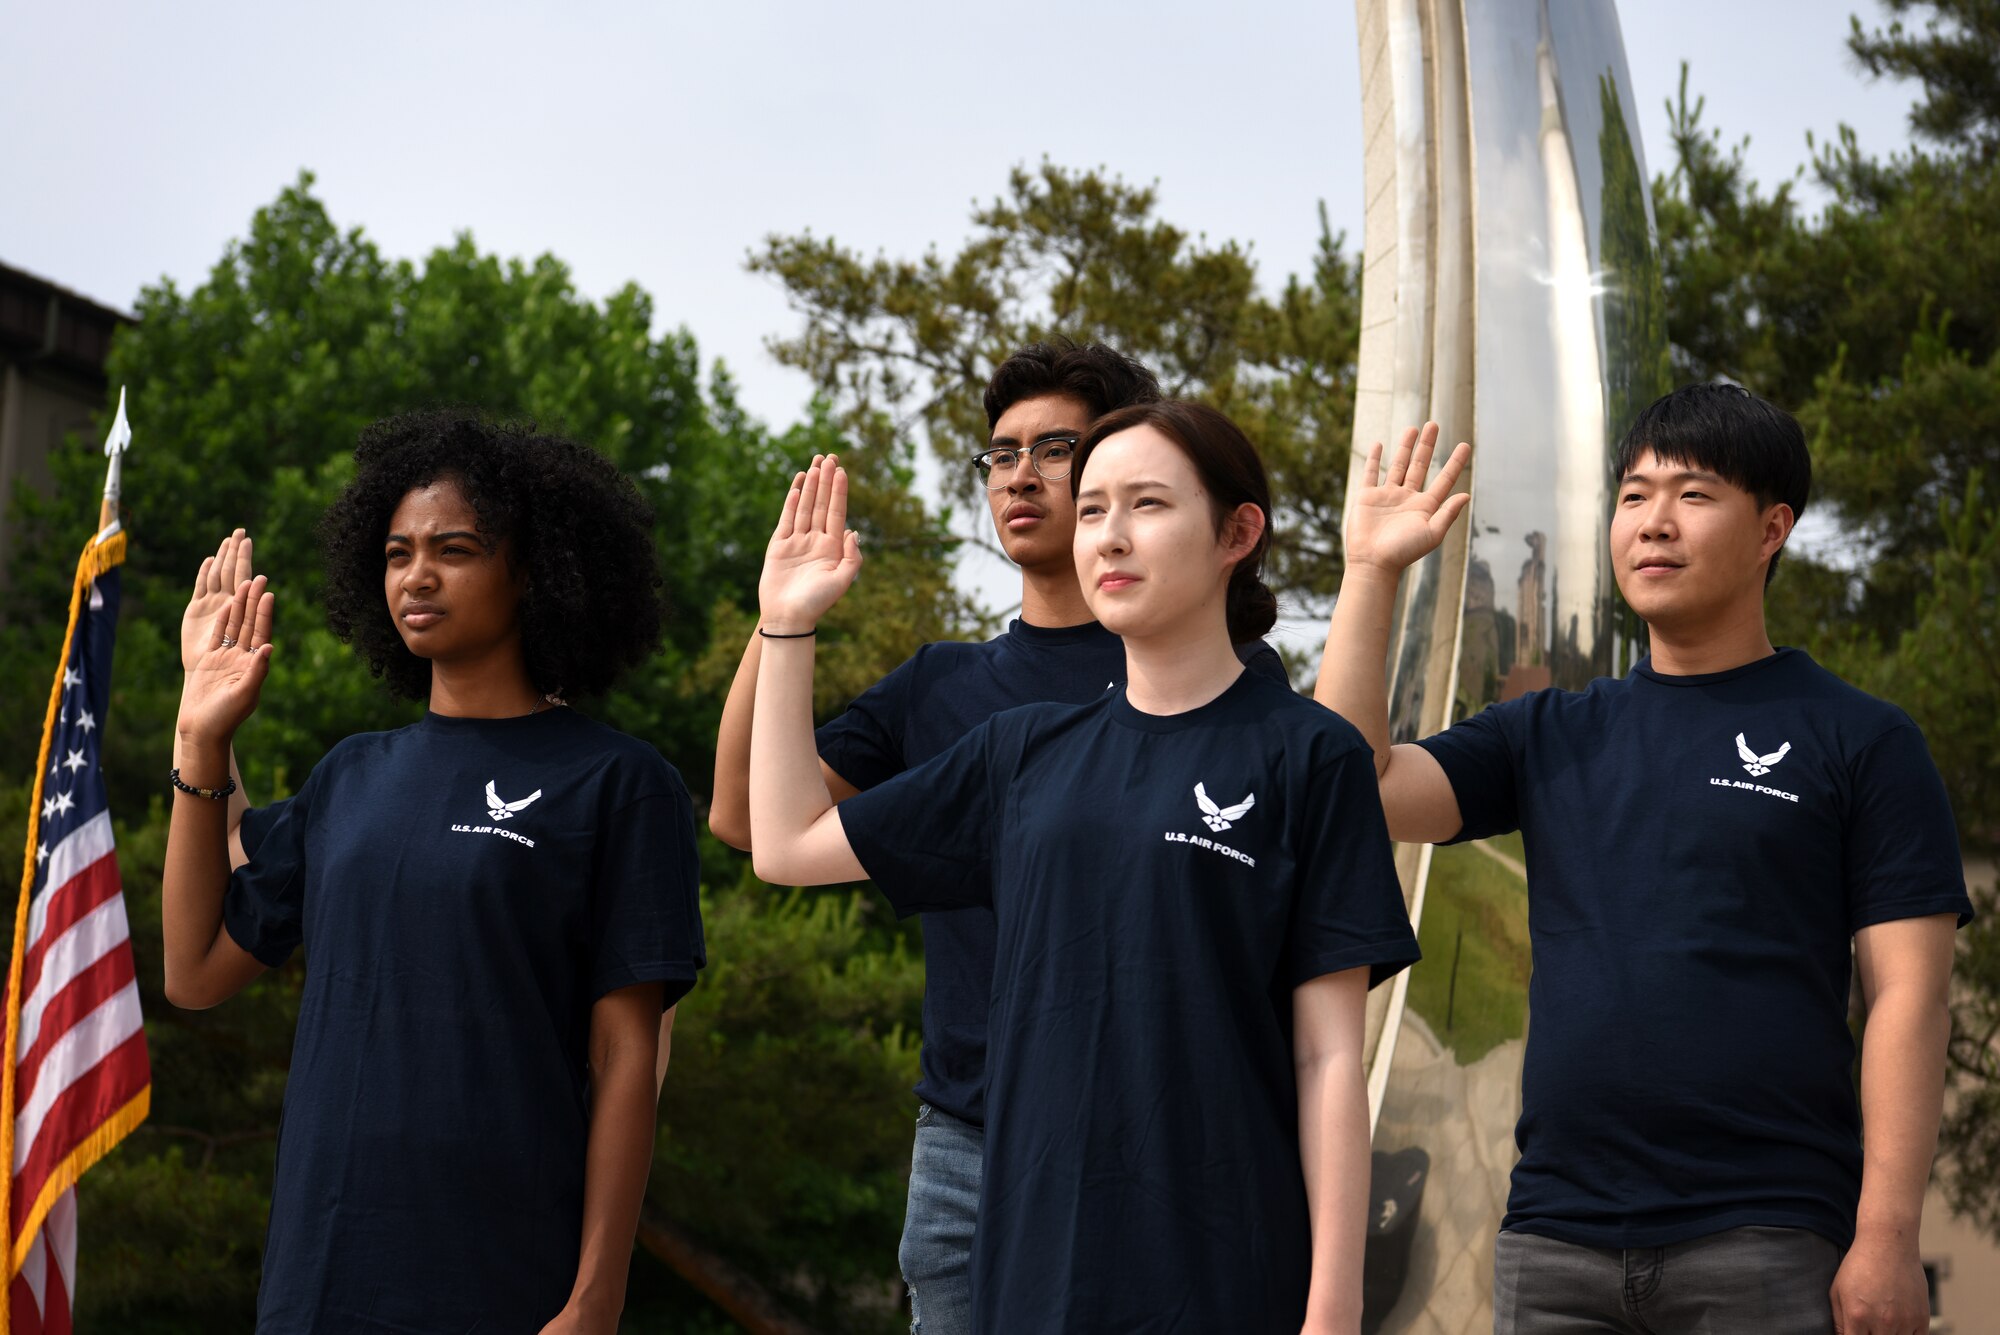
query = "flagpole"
(99, 386, 130, 535)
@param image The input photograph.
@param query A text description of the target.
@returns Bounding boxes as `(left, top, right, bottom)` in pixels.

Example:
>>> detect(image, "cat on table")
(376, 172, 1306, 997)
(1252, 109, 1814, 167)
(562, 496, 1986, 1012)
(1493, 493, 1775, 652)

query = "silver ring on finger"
(220, 635, 237, 648)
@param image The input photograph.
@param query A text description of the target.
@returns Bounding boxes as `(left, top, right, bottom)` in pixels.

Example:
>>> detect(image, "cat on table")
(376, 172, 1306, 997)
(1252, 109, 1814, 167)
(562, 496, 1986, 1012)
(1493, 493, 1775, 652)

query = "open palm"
(1345, 423, 1473, 573)
(758, 454, 864, 632)
(182, 529, 254, 670)
(178, 571, 276, 743)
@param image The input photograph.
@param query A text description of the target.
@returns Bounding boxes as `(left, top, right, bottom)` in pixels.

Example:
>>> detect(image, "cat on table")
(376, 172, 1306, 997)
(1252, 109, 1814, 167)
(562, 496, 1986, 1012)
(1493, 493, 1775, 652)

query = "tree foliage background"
(1, 1, 1996, 1328)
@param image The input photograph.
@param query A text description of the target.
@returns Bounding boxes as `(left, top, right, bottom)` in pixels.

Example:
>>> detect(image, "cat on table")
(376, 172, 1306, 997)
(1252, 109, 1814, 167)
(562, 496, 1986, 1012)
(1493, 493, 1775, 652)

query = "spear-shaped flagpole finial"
(99, 386, 131, 534)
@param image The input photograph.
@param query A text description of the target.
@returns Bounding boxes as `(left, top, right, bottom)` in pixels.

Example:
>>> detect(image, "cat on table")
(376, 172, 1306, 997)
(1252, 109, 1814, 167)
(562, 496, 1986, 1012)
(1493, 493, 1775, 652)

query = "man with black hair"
(710, 341, 1285, 1334)
(1316, 385, 1969, 1335)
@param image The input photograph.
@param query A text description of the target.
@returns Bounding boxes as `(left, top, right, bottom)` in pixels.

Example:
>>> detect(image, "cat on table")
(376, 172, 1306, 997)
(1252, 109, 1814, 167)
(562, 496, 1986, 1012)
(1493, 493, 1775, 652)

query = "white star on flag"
(77, 709, 96, 734)
(62, 749, 88, 775)
(62, 667, 82, 690)
(41, 795, 57, 819)
(34, 843, 48, 866)
(50, 790, 76, 818)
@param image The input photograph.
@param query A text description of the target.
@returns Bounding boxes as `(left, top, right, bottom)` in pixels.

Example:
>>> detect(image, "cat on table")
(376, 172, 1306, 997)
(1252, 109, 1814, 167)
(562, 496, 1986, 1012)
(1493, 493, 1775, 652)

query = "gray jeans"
(898, 1104, 982, 1335)
(1494, 1226, 1843, 1334)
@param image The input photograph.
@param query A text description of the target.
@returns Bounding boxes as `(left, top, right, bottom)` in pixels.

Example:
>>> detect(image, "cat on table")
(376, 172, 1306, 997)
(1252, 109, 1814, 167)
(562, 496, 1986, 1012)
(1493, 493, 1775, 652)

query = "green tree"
(749, 162, 1364, 624)
(2, 174, 961, 1332)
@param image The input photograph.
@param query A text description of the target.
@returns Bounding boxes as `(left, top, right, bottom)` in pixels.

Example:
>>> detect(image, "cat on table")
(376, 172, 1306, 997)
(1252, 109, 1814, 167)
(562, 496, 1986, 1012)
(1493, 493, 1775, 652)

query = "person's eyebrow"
(1620, 469, 1722, 486)
(1077, 478, 1177, 500)
(384, 529, 485, 546)
(1032, 430, 1082, 443)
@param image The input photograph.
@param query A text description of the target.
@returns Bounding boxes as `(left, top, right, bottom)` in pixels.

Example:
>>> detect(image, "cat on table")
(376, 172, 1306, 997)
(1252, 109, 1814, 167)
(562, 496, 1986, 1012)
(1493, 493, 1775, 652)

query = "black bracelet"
(170, 767, 237, 801)
(757, 627, 817, 639)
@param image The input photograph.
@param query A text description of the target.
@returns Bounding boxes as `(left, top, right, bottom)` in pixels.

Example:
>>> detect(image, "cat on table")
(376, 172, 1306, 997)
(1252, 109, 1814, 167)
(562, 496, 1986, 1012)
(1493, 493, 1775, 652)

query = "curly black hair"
(317, 410, 665, 701)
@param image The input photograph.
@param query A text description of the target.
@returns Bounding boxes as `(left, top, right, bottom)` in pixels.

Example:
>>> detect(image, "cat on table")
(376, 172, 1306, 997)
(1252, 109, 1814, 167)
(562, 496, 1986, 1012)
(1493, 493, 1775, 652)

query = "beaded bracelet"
(169, 768, 237, 801)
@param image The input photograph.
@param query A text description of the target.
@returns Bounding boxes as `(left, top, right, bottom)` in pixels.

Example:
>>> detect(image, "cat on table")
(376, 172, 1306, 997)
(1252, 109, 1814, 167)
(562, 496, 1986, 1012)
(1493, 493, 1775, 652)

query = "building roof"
(0, 260, 135, 382)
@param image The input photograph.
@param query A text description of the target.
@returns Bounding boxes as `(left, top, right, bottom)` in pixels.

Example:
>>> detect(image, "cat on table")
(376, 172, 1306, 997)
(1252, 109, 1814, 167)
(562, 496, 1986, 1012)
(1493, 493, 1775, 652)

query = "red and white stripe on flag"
(7, 816, 146, 1333)
(2, 531, 151, 1334)
(7, 1190, 72, 1335)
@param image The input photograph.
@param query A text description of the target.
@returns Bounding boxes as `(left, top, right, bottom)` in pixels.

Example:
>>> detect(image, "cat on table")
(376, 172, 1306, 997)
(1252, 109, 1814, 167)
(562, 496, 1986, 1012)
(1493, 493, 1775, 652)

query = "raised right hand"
(757, 454, 863, 634)
(182, 529, 254, 671)
(177, 574, 275, 745)
(1344, 423, 1473, 574)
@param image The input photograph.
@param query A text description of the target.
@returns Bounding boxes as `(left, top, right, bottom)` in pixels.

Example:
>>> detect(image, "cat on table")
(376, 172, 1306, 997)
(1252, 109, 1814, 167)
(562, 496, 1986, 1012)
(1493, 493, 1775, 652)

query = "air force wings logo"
(486, 780, 543, 821)
(1195, 782, 1255, 832)
(1735, 733, 1792, 778)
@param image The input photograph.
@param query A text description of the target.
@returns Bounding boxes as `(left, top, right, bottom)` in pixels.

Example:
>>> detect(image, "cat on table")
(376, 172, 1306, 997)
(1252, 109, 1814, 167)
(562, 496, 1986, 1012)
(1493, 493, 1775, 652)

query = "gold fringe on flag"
(0, 527, 135, 1314)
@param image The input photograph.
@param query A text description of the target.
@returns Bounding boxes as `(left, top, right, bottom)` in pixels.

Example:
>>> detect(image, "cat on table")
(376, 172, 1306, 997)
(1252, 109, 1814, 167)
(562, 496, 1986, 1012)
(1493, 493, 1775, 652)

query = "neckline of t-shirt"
(416, 707, 579, 731)
(1632, 645, 1802, 688)
(1006, 617, 1115, 647)
(1106, 667, 1260, 733)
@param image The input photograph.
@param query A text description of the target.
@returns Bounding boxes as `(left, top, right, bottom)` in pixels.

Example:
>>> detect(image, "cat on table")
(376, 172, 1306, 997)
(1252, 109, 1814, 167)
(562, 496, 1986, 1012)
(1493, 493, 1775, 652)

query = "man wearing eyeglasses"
(710, 340, 1284, 1334)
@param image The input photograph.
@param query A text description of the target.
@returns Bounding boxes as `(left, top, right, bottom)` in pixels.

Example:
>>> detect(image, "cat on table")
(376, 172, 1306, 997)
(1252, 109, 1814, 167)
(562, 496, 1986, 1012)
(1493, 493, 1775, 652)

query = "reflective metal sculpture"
(1348, 1, 1669, 1328)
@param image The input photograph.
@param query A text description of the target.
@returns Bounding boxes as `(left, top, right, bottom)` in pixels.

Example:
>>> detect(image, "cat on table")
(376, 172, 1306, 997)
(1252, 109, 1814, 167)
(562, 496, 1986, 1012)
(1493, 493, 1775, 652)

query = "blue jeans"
(1494, 1226, 1844, 1334)
(899, 1103, 981, 1335)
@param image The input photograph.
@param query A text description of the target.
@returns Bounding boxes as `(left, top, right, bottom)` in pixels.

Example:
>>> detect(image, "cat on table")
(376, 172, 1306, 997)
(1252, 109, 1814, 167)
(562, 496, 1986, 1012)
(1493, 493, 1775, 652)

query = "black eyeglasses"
(971, 436, 1079, 489)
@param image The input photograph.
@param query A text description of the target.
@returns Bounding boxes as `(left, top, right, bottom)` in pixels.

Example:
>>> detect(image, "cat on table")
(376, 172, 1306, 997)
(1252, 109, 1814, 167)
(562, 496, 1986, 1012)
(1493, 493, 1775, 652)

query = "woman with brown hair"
(747, 402, 1419, 1333)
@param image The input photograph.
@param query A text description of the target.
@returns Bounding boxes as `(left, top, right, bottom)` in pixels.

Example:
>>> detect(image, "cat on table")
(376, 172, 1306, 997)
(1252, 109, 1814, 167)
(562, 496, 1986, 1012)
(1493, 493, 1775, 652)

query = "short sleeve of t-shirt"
(238, 795, 293, 863)
(1287, 746, 1421, 988)
(224, 776, 318, 969)
(1414, 700, 1524, 842)
(1843, 722, 1973, 932)
(590, 771, 707, 1008)
(816, 654, 918, 790)
(838, 719, 998, 917)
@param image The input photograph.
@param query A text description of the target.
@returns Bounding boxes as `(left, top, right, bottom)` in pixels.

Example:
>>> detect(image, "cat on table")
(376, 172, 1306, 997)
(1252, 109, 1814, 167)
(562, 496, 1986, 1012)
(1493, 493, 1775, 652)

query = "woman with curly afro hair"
(163, 410, 705, 1335)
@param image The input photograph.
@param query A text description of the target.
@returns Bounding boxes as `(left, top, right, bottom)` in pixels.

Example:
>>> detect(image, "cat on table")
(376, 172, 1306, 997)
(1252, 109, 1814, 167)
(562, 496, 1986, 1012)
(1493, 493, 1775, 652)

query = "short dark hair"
(983, 339, 1161, 431)
(1074, 400, 1278, 642)
(1614, 383, 1811, 585)
(318, 410, 666, 700)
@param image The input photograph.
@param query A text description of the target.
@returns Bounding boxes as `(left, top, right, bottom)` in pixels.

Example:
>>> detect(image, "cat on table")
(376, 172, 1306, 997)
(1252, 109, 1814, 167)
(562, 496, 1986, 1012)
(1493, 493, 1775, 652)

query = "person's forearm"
(1855, 985, 1950, 1246)
(1297, 1055, 1370, 1331)
(226, 747, 249, 831)
(162, 730, 236, 1007)
(171, 735, 248, 828)
(1314, 565, 1401, 776)
(748, 635, 837, 883)
(709, 632, 763, 850)
(567, 1051, 659, 1328)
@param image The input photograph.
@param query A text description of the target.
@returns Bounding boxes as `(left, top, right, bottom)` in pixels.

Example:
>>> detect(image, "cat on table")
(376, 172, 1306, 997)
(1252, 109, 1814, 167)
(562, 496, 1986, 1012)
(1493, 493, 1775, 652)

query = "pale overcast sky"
(4, 0, 1920, 617)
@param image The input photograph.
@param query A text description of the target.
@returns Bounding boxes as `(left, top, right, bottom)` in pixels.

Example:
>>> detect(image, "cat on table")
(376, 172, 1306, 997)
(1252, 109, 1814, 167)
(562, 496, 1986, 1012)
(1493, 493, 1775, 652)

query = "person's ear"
(1760, 502, 1795, 566)
(1222, 503, 1266, 566)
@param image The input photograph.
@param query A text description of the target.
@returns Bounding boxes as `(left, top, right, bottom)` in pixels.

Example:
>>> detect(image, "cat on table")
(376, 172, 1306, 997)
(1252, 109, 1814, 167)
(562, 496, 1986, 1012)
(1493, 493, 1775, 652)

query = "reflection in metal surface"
(1349, 1, 1669, 1329)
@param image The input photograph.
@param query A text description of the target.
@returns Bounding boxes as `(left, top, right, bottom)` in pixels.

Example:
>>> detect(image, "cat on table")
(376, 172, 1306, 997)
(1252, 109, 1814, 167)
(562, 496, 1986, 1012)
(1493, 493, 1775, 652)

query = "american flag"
(1, 525, 151, 1334)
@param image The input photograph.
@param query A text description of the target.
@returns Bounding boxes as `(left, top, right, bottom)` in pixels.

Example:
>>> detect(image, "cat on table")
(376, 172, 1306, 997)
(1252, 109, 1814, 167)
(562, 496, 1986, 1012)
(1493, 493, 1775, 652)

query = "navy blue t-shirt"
(816, 618, 1286, 1125)
(1416, 648, 1971, 1250)
(227, 709, 705, 1333)
(840, 671, 1418, 1334)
